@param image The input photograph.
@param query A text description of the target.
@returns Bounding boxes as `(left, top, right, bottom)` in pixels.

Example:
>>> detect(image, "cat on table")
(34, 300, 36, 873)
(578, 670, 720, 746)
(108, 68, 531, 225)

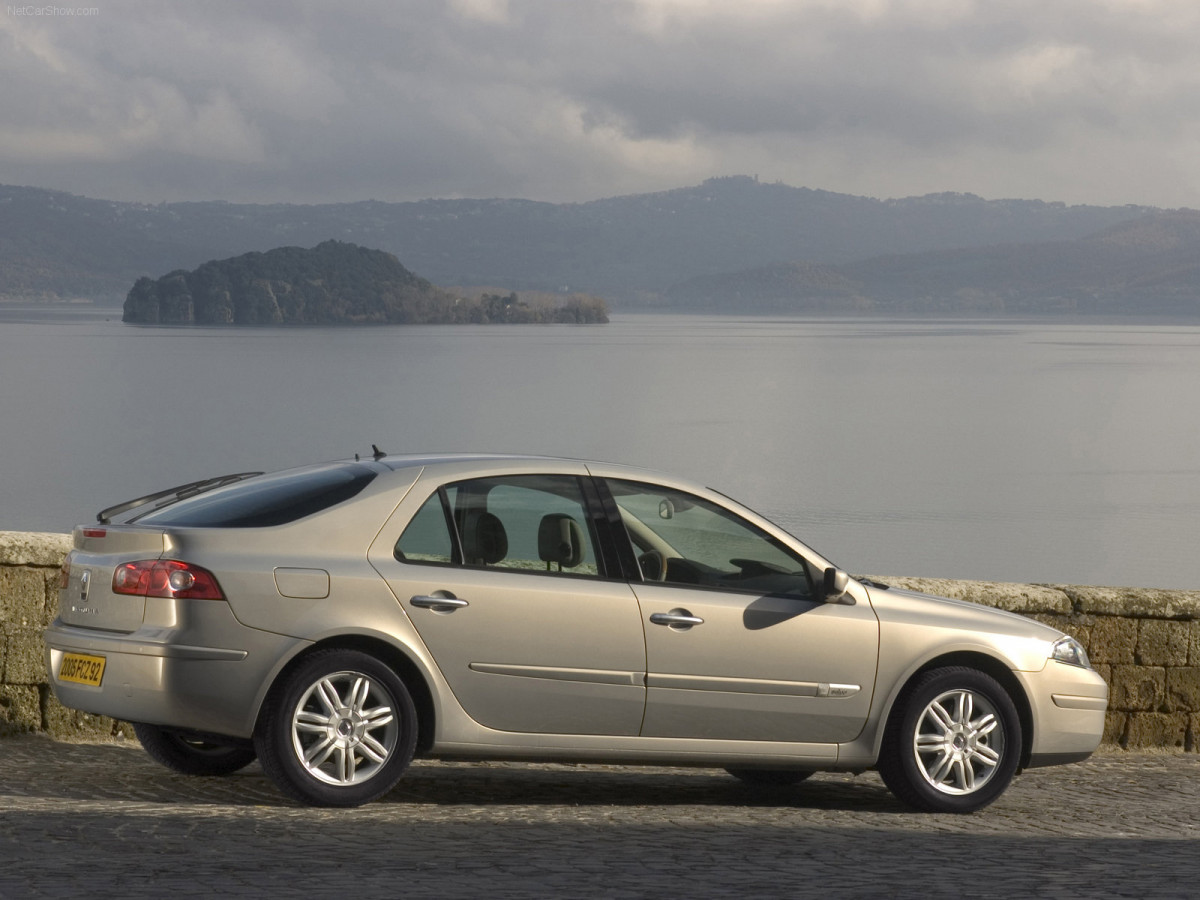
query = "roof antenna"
(372, 444, 387, 460)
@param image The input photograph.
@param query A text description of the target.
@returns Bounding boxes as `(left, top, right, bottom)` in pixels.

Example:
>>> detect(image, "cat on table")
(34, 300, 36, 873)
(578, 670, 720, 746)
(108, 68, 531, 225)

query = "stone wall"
(2, 531, 1198, 748)
(0, 531, 126, 738)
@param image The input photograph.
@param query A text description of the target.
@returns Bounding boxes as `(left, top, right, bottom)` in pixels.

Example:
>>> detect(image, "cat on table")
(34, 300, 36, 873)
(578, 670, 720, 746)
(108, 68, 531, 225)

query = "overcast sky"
(2, 0, 1198, 208)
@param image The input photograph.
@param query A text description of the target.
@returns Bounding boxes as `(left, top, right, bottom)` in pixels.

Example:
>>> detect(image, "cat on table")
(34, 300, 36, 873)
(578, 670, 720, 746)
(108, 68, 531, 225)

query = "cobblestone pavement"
(0, 737, 1197, 899)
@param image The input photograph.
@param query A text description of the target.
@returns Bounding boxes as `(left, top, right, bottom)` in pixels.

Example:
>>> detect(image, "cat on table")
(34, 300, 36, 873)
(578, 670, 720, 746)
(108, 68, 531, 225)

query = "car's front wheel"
(133, 723, 258, 776)
(877, 667, 1021, 813)
(255, 649, 418, 807)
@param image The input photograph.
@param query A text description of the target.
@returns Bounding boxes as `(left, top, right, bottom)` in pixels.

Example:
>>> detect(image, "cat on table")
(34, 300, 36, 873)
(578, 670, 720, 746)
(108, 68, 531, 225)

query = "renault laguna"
(46, 452, 1107, 812)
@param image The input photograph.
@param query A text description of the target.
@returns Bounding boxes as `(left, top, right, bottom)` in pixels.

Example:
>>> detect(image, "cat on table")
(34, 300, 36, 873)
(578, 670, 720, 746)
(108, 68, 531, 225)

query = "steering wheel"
(637, 550, 668, 582)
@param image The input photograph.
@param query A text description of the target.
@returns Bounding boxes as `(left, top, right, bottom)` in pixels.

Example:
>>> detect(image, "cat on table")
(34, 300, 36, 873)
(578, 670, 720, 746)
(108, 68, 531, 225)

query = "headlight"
(1051, 636, 1091, 669)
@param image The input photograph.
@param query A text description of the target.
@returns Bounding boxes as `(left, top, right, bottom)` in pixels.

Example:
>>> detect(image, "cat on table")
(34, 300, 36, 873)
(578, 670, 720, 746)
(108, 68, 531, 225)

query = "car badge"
(79, 570, 91, 603)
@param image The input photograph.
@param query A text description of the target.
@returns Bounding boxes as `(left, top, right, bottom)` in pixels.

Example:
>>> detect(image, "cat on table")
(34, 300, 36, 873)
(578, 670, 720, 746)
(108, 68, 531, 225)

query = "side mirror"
(822, 567, 852, 604)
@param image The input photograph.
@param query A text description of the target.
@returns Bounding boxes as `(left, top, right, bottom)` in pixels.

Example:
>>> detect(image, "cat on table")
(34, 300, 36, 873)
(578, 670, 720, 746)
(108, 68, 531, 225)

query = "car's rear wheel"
(725, 767, 813, 787)
(133, 723, 257, 776)
(255, 649, 417, 807)
(877, 667, 1021, 813)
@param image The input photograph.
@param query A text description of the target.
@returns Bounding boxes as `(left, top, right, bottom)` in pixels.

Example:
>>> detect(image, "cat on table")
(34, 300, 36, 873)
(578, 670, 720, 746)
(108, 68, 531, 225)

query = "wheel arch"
(253, 635, 438, 756)
(883, 651, 1034, 770)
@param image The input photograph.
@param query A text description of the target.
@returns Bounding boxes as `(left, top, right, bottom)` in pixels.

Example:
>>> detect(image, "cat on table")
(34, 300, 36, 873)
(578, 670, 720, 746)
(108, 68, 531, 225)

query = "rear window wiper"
(98, 472, 264, 524)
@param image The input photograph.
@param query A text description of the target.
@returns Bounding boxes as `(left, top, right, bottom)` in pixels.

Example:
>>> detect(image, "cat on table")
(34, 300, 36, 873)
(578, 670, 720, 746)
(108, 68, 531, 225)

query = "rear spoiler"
(97, 472, 264, 524)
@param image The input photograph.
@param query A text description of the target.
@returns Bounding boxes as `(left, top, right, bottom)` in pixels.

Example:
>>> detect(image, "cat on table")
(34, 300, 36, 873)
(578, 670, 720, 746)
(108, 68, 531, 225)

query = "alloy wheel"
(911, 688, 1004, 796)
(289, 670, 400, 786)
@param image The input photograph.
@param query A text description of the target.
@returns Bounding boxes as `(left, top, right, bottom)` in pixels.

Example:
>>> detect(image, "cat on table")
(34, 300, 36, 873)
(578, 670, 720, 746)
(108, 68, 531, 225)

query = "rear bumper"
(45, 619, 305, 739)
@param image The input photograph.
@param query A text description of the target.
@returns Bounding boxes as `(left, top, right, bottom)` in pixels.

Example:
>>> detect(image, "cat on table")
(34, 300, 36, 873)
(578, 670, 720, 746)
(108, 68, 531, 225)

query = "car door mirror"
(822, 567, 853, 604)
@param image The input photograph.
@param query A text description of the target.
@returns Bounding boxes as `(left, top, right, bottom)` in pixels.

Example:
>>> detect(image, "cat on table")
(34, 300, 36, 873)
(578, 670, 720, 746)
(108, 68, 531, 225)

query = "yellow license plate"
(59, 653, 106, 687)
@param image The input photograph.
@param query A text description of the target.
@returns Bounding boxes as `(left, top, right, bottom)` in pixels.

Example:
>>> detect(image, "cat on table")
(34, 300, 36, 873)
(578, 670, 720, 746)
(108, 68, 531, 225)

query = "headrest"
(538, 513, 585, 569)
(465, 510, 507, 565)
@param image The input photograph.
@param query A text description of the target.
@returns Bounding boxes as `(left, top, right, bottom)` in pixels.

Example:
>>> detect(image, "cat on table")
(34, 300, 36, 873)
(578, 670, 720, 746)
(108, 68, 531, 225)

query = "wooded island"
(122, 241, 608, 325)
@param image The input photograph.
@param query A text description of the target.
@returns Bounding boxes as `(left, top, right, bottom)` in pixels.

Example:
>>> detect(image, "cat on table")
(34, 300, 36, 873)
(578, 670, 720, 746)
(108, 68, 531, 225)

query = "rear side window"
(395, 475, 601, 577)
(395, 489, 456, 564)
(136, 464, 377, 527)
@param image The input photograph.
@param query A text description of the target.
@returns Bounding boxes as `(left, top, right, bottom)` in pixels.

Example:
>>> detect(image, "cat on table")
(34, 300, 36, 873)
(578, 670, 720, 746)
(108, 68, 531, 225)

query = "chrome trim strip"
(647, 674, 861, 698)
(468, 662, 642, 686)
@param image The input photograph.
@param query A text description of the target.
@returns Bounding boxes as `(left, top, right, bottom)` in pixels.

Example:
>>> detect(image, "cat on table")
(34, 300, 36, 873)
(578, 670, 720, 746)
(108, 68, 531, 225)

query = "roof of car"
(376, 452, 580, 471)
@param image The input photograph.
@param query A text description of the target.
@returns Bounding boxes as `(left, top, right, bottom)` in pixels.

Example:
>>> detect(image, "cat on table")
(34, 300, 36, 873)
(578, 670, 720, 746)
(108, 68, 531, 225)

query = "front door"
(604, 478, 880, 744)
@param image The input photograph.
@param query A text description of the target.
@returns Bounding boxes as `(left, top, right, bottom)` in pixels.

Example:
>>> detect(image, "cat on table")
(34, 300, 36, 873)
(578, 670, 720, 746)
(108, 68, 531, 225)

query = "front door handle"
(410, 594, 469, 612)
(649, 609, 704, 629)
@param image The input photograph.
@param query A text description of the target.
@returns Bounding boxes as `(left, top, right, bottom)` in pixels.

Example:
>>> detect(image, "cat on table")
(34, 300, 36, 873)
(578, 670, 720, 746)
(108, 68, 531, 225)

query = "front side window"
(606, 479, 814, 599)
(395, 475, 601, 578)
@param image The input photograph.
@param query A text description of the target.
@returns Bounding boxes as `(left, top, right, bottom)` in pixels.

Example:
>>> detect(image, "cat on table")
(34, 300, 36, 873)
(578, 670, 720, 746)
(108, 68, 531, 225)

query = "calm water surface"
(2, 306, 1198, 588)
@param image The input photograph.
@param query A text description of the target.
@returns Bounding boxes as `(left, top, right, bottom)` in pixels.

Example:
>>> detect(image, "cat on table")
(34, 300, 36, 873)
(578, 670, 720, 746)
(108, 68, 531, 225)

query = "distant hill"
(665, 209, 1200, 315)
(0, 177, 1157, 305)
(123, 241, 608, 325)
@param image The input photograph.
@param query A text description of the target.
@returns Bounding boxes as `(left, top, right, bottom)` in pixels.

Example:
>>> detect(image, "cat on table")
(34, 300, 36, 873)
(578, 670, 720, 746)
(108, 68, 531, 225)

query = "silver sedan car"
(46, 453, 1107, 812)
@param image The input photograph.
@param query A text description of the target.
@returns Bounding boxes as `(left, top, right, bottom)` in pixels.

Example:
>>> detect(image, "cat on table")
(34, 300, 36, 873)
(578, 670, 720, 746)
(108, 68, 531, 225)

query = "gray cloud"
(1, 0, 1198, 207)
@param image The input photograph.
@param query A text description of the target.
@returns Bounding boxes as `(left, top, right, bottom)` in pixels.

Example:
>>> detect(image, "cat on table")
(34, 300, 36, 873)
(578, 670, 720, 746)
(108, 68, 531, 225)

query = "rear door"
(369, 465, 647, 736)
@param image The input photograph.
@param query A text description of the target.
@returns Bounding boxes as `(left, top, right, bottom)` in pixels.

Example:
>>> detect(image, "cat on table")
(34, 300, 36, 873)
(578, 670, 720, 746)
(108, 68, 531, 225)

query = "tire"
(877, 666, 1022, 813)
(725, 768, 814, 787)
(133, 723, 258, 776)
(254, 649, 418, 807)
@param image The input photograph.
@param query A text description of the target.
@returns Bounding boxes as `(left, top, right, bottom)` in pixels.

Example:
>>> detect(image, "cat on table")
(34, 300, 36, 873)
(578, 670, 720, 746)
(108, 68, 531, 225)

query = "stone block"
(0, 684, 42, 735)
(1188, 621, 1200, 666)
(40, 689, 75, 737)
(1088, 617, 1138, 665)
(1102, 711, 1126, 746)
(41, 690, 122, 740)
(1137, 618, 1191, 666)
(1165, 667, 1200, 713)
(2, 627, 47, 684)
(1124, 712, 1188, 749)
(1055, 584, 1200, 618)
(1109, 665, 1165, 711)
(0, 566, 47, 628)
(42, 568, 61, 624)
(0, 532, 71, 567)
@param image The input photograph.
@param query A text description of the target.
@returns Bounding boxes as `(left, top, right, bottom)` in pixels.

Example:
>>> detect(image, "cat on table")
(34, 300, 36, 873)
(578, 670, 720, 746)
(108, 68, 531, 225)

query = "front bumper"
(44, 613, 305, 739)
(1018, 660, 1109, 767)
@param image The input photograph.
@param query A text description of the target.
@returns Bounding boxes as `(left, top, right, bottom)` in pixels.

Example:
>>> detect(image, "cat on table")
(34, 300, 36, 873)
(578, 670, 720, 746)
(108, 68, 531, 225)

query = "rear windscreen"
(135, 464, 377, 527)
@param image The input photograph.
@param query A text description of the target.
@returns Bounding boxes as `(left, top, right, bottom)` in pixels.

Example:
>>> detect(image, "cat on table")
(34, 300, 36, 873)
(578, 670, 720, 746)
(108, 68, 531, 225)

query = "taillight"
(111, 560, 225, 600)
(58, 560, 71, 590)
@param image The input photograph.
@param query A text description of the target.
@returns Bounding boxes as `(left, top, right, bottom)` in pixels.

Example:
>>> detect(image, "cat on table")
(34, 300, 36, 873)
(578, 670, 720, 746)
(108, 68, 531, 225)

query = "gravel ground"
(0, 737, 1196, 899)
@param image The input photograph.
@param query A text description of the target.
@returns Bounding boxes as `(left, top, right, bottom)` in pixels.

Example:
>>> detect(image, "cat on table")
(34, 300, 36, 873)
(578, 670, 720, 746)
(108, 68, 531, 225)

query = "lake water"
(2, 305, 1199, 589)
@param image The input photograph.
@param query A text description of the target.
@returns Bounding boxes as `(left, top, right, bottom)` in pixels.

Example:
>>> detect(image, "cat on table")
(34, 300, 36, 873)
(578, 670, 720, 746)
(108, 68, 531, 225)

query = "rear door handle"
(649, 610, 704, 628)
(410, 594, 469, 612)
